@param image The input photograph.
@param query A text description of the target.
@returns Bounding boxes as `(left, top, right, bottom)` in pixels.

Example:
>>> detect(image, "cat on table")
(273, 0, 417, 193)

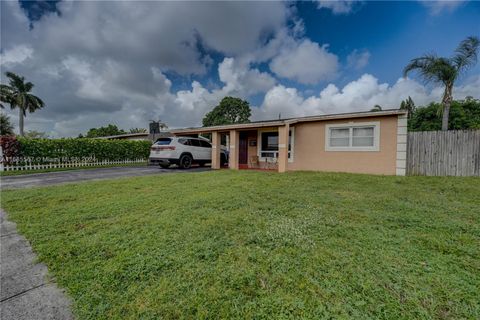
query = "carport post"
(278, 123, 289, 173)
(211, 131, 221, 169)
(229, 130, 239, 170)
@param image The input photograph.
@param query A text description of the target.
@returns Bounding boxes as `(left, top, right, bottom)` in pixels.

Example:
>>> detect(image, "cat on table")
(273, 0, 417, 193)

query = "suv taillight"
(151, 146, 176, 151)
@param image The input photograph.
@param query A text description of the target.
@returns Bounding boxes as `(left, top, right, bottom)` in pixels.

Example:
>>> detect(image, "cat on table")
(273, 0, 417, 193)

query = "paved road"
(0, 210, 73, 320)
(1, 166, 210, 189)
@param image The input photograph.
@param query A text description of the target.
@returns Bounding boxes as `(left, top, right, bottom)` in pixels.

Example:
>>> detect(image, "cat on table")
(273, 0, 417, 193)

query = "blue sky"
(1, 1, 479, 137)
(304, 1, 480, 79)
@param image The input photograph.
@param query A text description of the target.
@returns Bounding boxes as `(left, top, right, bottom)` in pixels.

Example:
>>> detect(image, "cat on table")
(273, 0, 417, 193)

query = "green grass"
(2, 171, 479, 319)
(0, 162, 147, 176)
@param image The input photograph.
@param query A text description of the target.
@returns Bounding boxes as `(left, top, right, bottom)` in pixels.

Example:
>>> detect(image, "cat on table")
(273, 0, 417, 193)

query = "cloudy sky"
(1, 0, 479, 137)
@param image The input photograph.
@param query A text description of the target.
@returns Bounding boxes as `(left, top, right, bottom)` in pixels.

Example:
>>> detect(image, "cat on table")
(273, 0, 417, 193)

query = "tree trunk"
(441, 84, 453, 131)
(19, 108, 24, 136)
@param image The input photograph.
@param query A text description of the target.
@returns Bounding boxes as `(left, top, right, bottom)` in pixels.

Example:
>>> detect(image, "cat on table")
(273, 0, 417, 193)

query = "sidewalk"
(0, 210, 73, 320)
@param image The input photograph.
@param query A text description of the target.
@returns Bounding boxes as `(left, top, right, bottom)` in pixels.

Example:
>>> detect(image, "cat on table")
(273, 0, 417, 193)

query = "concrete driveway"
(1, 166, 210, 189)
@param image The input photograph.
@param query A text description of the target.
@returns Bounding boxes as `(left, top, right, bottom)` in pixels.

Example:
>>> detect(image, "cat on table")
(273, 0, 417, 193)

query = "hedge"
(15, 137, 152, 163)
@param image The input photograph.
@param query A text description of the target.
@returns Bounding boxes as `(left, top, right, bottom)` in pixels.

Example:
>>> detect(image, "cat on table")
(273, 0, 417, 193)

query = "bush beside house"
(1, 137, 151, 165)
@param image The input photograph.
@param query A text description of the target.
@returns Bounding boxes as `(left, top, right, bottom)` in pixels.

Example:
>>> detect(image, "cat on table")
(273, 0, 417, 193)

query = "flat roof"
(95, 132, 149, 139)
(171, 109, 407, 134)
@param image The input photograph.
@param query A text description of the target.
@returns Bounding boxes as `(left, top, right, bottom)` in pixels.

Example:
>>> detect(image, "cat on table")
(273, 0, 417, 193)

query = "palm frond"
(25, 94, 45, 114)
(5, 71, 25, 90)
(403, 55, 456, 84)
(453, 36, 480, 72)
(24, 82, 34, 92)
(0, 84, 14, 106)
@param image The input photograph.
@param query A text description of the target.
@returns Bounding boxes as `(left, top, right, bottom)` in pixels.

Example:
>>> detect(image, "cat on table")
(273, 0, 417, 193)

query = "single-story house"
(170, 109, 408, 176)
(98, 132, 171, 142)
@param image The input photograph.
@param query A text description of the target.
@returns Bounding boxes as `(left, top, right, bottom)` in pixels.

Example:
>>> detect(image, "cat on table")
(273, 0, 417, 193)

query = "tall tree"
(400, 96, 416, 120)
(86, 124, 126, 138)
(203, 97, 251, 127)
(0, 113, 15, 135)
(403, 36, 479, 130)
(0, 72, 45, 136)
(129, 128, 147, 134)
(408, 99, 480, 131)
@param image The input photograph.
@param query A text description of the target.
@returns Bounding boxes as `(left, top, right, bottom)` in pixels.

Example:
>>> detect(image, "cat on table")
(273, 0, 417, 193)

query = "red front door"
(239, 132, 248, 164)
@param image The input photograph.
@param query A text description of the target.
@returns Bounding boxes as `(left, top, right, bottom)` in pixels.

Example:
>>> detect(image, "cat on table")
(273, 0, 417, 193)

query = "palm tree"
(370, 105, 382, 112)
(400, 96, 416, 119)
(129, 128, 148, 134)
(0, 72, 45, 136)
(403, 36, 479, 130)
(0, 113, 15, 135)
(159, 121, 168, 131)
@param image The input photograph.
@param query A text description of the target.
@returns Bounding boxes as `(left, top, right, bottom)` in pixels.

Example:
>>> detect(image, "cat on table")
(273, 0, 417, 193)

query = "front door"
(239, 132, 248, 164)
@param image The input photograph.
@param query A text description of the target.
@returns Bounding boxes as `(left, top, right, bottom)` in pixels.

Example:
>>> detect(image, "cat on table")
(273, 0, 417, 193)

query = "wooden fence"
(407, 130, 480, 176)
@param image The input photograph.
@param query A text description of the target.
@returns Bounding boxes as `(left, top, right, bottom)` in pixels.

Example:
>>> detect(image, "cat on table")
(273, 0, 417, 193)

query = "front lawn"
(2, 171, 479, 319)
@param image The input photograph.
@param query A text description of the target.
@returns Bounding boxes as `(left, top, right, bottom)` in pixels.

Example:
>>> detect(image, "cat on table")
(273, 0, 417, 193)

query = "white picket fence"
(0, 158, 147, 172)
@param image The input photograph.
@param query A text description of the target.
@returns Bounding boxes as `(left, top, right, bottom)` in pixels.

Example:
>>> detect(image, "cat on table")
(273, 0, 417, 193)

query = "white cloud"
(3, 55, 275, 137)
(420, 1, 465, 15)
(254, 73, 480, 120)
(32, 1, 288, 75)
(0, 45, 33, 66)
(1, 1, 290, 79)
(316, 1, 359, 14)
(0, 1, 289, 136)
(269, 39, 339, 84)
(453, 74, 480, 98)
(2, 0, 478, 138)
(218, 58, 276, 96)
(170, 57, 277, 129)
(346, 49, 370, 70)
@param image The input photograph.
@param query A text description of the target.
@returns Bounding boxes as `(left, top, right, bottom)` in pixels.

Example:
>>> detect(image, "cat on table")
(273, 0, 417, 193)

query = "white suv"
(149, 136, 228, 169)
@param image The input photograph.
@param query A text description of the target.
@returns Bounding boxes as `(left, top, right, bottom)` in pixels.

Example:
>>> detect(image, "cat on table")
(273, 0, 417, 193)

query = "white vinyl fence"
(0, 154, 146, 172)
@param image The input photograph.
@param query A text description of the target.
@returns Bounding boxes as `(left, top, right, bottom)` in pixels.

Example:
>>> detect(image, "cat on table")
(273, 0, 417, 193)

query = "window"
(329, 128, 349, 147)
(261, 132, 278, 151)
(199, 140, 212, 148)
(178, 138, 190, 145)
(325, 122, 380, 151)
(352, 127, 374, 147)
(189, 139, 201, 147)
(258, 129, 294, 161)
(155, 138, 171, 145)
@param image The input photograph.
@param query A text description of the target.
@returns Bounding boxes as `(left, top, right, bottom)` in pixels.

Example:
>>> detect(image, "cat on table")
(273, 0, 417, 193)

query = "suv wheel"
(179, 154, 193, 169)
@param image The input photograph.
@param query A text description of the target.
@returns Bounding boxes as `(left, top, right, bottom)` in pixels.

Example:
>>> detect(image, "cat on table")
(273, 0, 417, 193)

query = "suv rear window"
(155, 138, 171, 145)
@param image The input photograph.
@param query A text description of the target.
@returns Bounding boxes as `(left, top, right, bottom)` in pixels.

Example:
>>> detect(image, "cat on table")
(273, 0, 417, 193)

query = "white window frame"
(257, 127, 295, 162)
(325, 121, 380, 152)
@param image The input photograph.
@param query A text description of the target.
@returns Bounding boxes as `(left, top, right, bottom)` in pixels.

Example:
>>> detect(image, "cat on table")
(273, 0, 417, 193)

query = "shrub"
(409, 99, 480, 131)
(0, 135, 21, 164)
(15, 138, 151, 163)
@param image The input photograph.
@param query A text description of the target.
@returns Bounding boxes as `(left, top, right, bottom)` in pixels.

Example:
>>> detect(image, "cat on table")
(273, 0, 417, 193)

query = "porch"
(171, 122, 292, 173)
(212, 126, 290, 173)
